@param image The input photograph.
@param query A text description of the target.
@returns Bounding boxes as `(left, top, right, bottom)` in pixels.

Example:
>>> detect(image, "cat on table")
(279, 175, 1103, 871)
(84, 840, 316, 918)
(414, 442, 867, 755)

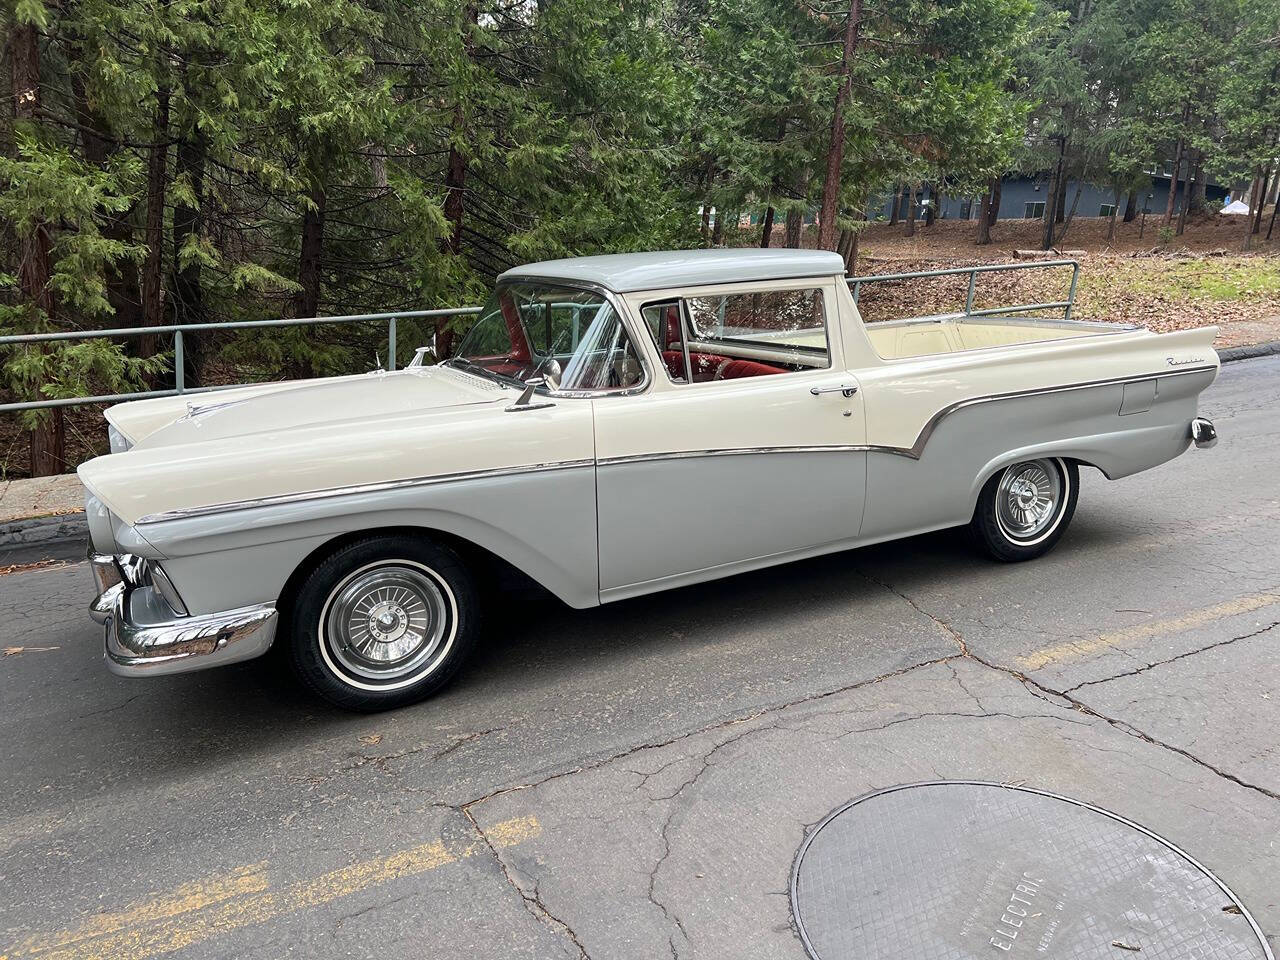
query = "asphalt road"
(1, 356, 1277, 960)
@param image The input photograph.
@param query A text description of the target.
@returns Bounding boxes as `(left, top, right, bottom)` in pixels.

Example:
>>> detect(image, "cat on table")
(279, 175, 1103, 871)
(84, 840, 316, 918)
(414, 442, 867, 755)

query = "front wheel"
(969, 457, 1079, 562)
(288, 534, 481, 711)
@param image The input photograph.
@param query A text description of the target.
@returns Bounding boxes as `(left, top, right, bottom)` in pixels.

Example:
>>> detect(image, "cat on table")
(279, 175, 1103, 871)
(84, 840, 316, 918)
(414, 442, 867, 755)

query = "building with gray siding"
(876, 170, 1229, 222)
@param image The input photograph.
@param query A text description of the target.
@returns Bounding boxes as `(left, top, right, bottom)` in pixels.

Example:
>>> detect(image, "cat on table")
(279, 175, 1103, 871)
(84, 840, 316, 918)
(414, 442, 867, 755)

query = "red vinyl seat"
(662, 349, 787, 382)
(717, 358, 787, 379)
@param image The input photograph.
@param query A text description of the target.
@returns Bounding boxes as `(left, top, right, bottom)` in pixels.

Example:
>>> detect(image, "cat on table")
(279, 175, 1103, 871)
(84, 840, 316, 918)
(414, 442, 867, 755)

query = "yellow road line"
(5, 815, 540, 960)
(8, 864, 269, 956)
(1018, 591, 1280, 671)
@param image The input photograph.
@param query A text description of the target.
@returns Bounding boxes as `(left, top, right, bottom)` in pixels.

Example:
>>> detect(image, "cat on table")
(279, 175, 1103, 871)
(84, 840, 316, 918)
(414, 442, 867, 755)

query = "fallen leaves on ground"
(853, 248, 1280, 345)
(0, 559, 72, 577)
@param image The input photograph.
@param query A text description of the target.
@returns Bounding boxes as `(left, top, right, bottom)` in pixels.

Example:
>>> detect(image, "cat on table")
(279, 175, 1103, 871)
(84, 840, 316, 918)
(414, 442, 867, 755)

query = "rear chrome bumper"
(1190, 417, 1218, 449)
(88, 552, 277, 677)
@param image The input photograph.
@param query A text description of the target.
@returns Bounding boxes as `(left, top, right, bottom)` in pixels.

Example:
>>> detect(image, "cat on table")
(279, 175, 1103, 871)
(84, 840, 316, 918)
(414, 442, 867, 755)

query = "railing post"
(852, 280, 862, 305)
(388, 316, 397, 371)
(174, 330, 185, 394)
(964, 270, 977, 317)
(1064, 263, 1080, 321)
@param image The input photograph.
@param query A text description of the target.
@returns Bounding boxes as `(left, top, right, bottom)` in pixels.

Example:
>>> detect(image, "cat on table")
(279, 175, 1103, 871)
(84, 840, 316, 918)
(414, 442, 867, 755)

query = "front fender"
(138, 464, 601, 616)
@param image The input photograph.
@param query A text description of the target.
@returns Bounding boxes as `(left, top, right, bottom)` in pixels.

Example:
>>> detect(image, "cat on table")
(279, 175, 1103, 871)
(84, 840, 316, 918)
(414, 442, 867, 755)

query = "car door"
(592, 278, 868, 600)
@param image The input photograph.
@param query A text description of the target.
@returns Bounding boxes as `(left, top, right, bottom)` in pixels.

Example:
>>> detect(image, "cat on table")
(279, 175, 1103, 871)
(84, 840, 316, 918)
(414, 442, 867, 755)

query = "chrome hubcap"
(996, 459, 1062, 542)
(322, 563, 451, 684)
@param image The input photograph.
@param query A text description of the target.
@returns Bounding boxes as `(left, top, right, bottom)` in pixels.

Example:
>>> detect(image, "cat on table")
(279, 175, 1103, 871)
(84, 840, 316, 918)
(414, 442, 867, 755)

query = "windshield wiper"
(440, 356, 525, 389)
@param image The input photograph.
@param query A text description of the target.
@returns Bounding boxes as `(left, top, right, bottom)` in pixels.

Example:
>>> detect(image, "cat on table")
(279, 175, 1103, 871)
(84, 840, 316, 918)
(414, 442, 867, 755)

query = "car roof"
(498, 248, 846, 293)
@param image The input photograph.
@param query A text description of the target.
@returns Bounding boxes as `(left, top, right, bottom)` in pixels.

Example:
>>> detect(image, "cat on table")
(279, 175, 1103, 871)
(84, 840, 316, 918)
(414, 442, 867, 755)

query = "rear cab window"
(640, 287, 830, 385)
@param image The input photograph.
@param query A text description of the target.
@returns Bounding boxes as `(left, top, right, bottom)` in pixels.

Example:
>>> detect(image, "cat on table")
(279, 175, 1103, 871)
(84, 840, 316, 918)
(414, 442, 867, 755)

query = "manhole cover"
(791, 781, 1271, 960)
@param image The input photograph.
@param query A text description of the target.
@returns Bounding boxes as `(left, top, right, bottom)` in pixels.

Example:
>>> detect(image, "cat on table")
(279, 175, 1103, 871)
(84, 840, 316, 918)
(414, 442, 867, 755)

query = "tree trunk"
(441, 4, 477, 262)
(976, 187, 993, 245)
(71, 59, 142, 329)
(988, 177, 1001, 225)
(924, 187, 939, 226)
(888, 184, 901, 226)
(1107, 187, 1119, 241)
(711, 206, 725, 246)
(1041, 144, 1064, 250)
(1122, 189, 1137, 223)
(1163, 136, 1184, 229)
(784, 209, 803, 247)
(1059, 184, 1084, 241)
(1189, 158, 1207, 214)
(140, 86, 170, 359)
(1055, 177, 1067, 223)
(1251, 162, 1271, 236)
(1266, 189, 1280, 240)
(759, 206, 775, 247)
(442, 126, 467, 255)
(784, 166, 808, 248)
(816, 0, 862, 250)
(904, 184, 917, 237)
(171, 128, 206, 387)
(295, 181, 326, 319)
(11, 17, 65, 476)
(437, 106, 467, 360)
(1243, 167, 1263, 251)
(836, 228, 853, 268)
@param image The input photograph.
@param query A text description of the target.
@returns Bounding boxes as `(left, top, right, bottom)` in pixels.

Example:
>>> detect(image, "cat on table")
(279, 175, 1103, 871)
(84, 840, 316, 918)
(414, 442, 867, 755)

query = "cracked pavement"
(0, 355, 1276, 959)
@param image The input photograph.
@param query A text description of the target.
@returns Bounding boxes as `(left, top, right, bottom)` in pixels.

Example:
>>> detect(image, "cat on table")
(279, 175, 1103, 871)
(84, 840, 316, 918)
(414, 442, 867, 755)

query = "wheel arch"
(275, 523, 564, 636)
(969, 446, 1102, 513)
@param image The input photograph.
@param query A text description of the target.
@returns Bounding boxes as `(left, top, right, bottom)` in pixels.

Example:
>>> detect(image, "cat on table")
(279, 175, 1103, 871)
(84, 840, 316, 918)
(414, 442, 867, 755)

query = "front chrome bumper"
(89, 553, 277, 677)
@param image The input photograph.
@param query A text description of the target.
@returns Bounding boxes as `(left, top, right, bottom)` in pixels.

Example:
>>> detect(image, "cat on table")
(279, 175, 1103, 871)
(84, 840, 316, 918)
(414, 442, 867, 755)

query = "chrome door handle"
(810, 384, 859, 398)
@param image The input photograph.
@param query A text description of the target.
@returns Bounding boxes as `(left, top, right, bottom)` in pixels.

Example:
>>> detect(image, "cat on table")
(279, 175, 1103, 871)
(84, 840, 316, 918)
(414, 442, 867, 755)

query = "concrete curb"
(1, 343, 1276, 557)
(1219, 340, 1280, 363)
(0, 512, 87, 554)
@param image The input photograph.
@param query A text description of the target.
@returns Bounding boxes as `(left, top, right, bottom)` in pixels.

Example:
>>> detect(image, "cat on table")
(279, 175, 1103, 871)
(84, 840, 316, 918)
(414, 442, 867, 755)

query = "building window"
(1024, 201, 1046, 219)
(1099, 203, 1117, 218)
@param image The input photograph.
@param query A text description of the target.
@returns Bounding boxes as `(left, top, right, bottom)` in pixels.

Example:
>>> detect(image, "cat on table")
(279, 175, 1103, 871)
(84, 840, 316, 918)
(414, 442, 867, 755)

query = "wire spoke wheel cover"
(996, 458, 1065, 544)
(319, 560, 457, 691)
(791, 782, 1271, 960)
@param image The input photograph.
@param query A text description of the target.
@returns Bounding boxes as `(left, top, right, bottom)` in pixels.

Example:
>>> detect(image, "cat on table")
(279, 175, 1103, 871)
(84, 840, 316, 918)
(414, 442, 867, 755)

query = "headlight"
(108, 423, 133, 453)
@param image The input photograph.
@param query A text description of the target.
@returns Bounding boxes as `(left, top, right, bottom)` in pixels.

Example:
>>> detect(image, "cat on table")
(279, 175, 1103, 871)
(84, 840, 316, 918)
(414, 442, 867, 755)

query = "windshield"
(449, 282, 645, 393)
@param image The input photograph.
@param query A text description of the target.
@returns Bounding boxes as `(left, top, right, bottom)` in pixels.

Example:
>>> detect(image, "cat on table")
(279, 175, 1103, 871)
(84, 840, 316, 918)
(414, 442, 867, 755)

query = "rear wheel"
(288, 534, 481, 711)
(969, 457, 1078, 562)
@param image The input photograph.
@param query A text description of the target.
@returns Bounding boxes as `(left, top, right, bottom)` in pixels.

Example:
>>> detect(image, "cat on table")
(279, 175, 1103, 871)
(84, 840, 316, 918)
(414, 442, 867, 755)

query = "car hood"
(77, 366, 594, 528)
(108, 367, 509, 449)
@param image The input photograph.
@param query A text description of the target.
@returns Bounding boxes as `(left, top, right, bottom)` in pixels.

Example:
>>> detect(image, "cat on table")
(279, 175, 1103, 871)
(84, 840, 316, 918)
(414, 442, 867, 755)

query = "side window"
(640, 300, 689, 384)
(649, 287, 829, 384)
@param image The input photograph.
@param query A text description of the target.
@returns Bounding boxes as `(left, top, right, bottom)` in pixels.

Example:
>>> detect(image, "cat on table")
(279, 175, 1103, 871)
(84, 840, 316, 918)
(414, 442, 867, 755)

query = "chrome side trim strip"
(598, 445, 873, 467)
(136, 459, 596, 525)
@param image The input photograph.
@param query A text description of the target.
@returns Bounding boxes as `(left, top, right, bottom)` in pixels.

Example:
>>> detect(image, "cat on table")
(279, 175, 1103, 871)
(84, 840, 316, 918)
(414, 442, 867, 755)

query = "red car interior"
(659, 303, 789, 382)
(476, 299, 791, 385)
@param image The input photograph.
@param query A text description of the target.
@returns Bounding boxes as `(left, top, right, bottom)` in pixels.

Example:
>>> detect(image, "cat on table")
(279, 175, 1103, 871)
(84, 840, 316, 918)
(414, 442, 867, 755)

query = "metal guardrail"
(847, 259, 1080, 323)
(0, 260, 1080, 415)
(0, 307, 481, 414)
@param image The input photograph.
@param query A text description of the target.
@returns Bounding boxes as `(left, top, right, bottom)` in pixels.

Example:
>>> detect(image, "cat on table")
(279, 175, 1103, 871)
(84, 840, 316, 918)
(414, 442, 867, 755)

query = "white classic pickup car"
(80, 249, 1219, 710)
